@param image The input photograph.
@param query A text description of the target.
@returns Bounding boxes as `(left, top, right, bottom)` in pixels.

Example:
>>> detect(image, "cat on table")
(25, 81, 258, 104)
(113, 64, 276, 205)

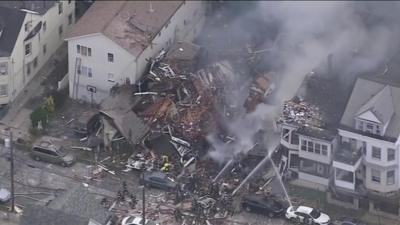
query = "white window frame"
(372, 146, 381, 160)
(388, 148, 395, 161)
(387, 170, 395, 185)
(0, 84, 8, 97)
(0, 62, 8, 75)
(107, 73, 115, 82)
(371, 169, 381, 183)
(25, 43, 32, 56)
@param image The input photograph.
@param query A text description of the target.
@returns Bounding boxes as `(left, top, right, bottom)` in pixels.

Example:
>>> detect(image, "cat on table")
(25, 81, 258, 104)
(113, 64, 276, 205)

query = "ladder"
(72, 57, 82, 99)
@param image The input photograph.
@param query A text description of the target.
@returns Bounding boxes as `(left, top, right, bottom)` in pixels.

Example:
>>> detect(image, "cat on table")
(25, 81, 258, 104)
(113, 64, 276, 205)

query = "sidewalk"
(0, 42, 68, 140)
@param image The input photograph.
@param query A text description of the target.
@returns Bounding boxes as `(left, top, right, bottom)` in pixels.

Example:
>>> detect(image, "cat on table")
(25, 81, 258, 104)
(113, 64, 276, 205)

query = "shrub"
(30, 107, 48, 128)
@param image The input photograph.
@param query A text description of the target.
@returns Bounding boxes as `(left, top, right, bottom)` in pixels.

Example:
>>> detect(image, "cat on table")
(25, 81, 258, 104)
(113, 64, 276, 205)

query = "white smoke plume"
(204, 1, 400, 163)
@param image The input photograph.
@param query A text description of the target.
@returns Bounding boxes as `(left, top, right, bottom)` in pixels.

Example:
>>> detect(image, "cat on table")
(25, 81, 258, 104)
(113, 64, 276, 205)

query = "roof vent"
(148, 2, 154, 13)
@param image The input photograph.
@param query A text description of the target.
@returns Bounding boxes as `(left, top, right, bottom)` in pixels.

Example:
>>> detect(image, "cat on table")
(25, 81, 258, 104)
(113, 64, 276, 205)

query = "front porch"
(333, 141, 363, 191)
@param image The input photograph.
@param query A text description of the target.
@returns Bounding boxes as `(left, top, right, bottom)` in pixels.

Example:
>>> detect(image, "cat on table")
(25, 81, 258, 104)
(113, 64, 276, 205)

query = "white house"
(0, 0, 75, 105)
(65, 1, 207, 104)
(333, 68, 400, 216)
(279, 71, 346, 191)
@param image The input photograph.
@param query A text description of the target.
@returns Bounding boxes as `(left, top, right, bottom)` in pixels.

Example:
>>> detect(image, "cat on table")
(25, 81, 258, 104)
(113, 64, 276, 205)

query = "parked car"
(241, 194, 284, 217)
(140, 171, 177, 191)
(286, 205, 330, 225)
(0, 188, 11, 203)
(30, 138, 75, 167)
(121, 215, 158, 225)
(334, 217, 366, 225)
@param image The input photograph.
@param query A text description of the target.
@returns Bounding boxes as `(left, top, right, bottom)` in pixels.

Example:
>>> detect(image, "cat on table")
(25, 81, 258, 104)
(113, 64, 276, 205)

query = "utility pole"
(142, 186, 145, 225)
(5, 129, 14, 212)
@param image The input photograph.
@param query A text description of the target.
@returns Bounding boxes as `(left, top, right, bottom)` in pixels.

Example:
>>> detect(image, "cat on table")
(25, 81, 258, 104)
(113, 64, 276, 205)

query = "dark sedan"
(140, 171, 177, 191)
(241, 194, 285, 217)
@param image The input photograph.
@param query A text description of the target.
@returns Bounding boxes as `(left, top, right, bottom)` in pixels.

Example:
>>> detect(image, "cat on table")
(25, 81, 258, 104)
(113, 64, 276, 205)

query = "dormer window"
(355, 118, 382, 136)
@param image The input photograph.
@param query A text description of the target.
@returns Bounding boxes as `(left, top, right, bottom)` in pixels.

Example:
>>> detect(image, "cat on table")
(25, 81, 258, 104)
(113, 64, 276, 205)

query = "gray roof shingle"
(0, 7, 26, 57)
(340, 78, 400, 141)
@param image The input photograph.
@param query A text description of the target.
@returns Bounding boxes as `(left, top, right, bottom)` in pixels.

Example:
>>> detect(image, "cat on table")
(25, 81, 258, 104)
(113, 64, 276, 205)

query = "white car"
(121, 215, 158, 225)
(286, 205, 331, 225)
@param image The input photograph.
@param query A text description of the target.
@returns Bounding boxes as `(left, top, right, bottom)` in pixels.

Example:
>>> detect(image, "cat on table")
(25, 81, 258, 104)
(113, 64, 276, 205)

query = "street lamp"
(140, 185, 146, 225)
(3, 128, 14, 212)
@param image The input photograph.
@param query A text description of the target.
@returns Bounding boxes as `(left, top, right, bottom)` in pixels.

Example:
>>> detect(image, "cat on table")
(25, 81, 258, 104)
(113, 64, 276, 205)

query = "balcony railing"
(333, 142, 362, 165)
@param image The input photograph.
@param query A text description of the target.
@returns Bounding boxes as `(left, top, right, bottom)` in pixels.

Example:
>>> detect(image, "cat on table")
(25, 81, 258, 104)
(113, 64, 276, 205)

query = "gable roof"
(66, 1, 183, 58)
(356, 85, 394, 125)
(0, 7, 26, 57)
(340, 78, 400, 141)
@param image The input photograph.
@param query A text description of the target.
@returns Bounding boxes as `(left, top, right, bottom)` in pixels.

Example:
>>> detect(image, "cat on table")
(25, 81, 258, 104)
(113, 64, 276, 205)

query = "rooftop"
(279, 58, 359, 140)
(0, 1, 55, 15)
(66, 1, 183, 57)
(0, 7, 26, 57)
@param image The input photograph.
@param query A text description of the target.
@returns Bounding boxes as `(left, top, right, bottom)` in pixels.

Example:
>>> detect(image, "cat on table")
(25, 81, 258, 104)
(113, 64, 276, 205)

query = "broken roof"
(66, 1, 183, 57)
(282, 65, 358, 140)
(100, 85, 150, 145)
(0, 7, 26, 57)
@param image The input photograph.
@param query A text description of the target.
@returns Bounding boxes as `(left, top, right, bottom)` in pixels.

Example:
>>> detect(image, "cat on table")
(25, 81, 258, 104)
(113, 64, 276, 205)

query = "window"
(372, 146, 381, 160)
(43, 44, 47, 55)
(59, 25, 63, 36)
(25, 21, 32, 32)
(58, 2, 63, 14)
(387, 170, 395, 185)
(78, 45, 91, 57)
(25, 43, 32, 55)
(43, 21, 47, 32)
(26, 62, 31, 75)
(33, 57, 38, 68)
(282, 128, 290, 142)
(108, 73, 115, 82)
(315, 143, 321, 154)
(0, 63, 8, 75)
(88, 68, 92, 77)
(0, 84, 7, 96)
(307, 141, 313, 152)
(301, 140, 307, 151)
(108, 53, 114, 62)
(68, 13, 73, 25)
(357, 120, 363, 130)
(366, 123, 374, 133)
(321, 145, 328, 156)
(388, 148, 395, 161)
(371, 169, 381, 183)
(79, 66, 92, 77)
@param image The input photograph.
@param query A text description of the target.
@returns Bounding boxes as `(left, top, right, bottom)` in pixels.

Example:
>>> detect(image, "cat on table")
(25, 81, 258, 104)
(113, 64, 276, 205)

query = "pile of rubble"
(243, 72, 275, 113)
(278, 97, 323, 127)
